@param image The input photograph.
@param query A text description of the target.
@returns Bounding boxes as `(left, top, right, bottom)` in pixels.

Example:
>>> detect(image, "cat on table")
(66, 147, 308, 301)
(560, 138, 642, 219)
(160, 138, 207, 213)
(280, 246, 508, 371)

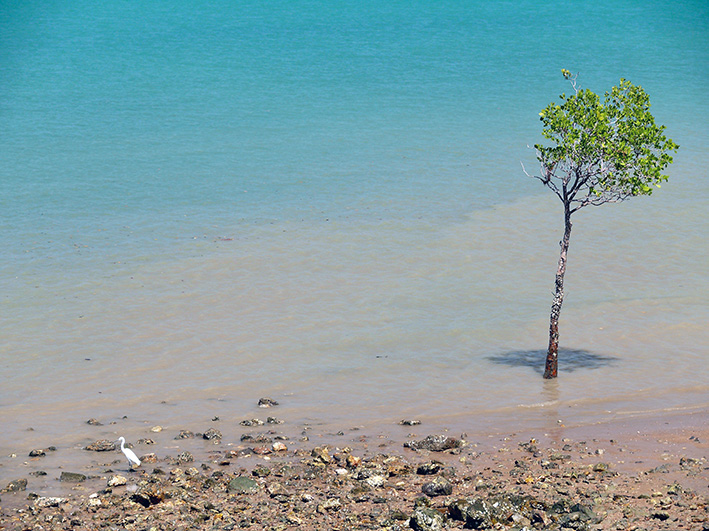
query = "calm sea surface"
(1, 0, 708, 472)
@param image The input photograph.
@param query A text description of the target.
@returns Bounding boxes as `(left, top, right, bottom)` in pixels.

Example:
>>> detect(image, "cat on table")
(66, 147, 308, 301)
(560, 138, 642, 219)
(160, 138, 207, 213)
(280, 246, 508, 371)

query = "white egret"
(117, 436, 141, 470)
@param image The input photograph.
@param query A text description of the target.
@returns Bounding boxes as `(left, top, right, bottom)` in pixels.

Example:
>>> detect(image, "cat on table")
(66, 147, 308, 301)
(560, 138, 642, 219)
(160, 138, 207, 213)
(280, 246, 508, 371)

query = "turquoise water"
(1, 0, 708, 467)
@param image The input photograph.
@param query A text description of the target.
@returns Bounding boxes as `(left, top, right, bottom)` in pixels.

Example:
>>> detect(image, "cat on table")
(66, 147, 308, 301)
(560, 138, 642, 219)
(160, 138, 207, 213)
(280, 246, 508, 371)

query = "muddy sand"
(1, 408, 707, 530)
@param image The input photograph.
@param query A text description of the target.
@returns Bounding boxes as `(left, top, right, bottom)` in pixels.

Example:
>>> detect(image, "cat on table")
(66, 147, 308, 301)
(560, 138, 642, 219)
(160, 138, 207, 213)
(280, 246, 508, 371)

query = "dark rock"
(422, 477, 453, 497)
(400, 419, 421, 426)
(461, 498, 494, 528)
(555, 503, 598, 530)
(84, 439, 115, 451)
(417, 462, 442, 475)
(311, 446, 332, 464)
(592, 462, 609, 472)
(551, 497, 574, 513)
(679, 456, 701, 468)
(29, 449, 46, 457)
(317, 497, 342, 513)
(410, 506, 444, 531)
(228, 476, 259, 494)
(131, 484, 165, 507)
(447, 498, 471, 521)
(651, 511, 671, 521)
(2, 479, 28, 492)
(175, 430, 194, 439)
(240, 433, 272, 443)
(450, 494, 546, 529)
(350, 485, 371, 502)
(667, 482, 683, 495)
(252, 465, 271, 478)
(240, 418, 264, 426)
(203, 428, 222, 440)
(86, 418, 102, 426)
(267, 416, 284, 424)
(59, 472, 86, 483)
(569, 502, 597, 522)
(258, 397, 279, 407)
(176, 451, 194, 463)
(252, 445, 272, 455)
(140, 452, 159, 464)
(404, 435, 462, 452)
(266, 482, 290, 499)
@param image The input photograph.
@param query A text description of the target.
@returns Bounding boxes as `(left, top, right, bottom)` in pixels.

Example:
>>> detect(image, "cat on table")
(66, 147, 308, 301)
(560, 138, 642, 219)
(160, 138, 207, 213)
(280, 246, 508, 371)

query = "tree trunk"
(544, 210, 572, 379)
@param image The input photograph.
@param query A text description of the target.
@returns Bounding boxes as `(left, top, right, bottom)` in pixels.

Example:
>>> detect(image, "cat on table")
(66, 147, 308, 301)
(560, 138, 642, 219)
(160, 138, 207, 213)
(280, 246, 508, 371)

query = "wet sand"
(1, 407, 707, 529)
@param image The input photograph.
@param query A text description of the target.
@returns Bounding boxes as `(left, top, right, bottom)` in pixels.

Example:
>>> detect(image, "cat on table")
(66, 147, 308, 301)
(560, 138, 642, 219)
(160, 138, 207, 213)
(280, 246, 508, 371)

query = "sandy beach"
(1, 407, 707, 530)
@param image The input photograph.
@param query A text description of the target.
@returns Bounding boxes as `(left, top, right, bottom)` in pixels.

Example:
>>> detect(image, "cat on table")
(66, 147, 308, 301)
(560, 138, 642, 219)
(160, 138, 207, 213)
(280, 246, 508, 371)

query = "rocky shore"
(1, 407, 707, 530)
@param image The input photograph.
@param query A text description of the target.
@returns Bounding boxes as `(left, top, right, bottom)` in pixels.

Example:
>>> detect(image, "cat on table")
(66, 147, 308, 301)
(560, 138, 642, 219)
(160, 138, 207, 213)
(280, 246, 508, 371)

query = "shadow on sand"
(486, 348, 619, 375)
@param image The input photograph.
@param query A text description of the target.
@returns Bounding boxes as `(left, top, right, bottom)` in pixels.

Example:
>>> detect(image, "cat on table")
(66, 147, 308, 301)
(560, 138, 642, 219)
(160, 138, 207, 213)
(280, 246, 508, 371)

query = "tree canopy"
(533, 70, 678, 214)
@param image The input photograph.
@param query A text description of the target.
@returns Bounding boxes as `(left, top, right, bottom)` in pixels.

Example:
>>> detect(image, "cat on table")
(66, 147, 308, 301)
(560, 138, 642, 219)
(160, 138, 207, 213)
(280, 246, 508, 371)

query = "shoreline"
(1, 407, 707, 530)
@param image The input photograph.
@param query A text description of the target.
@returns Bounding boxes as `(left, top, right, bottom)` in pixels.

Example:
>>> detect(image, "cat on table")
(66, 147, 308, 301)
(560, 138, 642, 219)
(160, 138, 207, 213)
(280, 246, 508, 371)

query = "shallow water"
(1, 0, 708, 480)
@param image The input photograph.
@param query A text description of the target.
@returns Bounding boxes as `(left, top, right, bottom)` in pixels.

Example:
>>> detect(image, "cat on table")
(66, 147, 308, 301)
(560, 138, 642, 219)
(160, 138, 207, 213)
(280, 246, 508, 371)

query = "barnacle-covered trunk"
(544, 210, 572, 379)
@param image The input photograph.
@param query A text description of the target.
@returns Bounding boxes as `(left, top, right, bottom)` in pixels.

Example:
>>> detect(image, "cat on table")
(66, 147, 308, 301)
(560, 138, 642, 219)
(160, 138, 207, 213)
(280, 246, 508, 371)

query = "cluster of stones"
(2, 431, 707, 530)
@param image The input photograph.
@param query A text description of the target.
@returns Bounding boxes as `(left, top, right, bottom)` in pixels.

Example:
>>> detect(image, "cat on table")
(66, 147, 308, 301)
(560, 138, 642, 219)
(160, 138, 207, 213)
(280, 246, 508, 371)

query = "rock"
(84, 439, 115, 451)
(107, 475, 127, 487)
(176, 451, 194, 463)
(422, 477, 453, 497)
(447, 498, 472, 521)
(252, 445, 272, 455)
(29, 449, 46, 457)
(346, 454, 362, 468)
(2, 479, 27, 492)
(679, 456, 701, 469)
(364, 475, 386, 488)
(203, 428, 222, 440)
(350, 484, 371, 502)
(417, 462, 442, 475)
(266, 482, 291, 499)
(137, 438, 155, 445)
(241, 433, 272, 443)
(267, 416, 284, 424)
(258, 397, 279, 407)
(175, 430, 194, 439)
(459, 498, 494, 529)
(317, 497, 342, 513)
(385, 456, 411, 476)
(272, 441, 288, 452)
(35, 497, 66, 508)
(410, 506, 444, 531)
(59, 472, 86, 483)
(285, 512, 302, 525)
(400, 419, 422, 426)
(311, 446, 332, 464)
(240, 418, 264, 426)
(252, 465, 271, 478)
(449, 494, 544, 529)
(150, 425, 163, 432)
(404, 435, 462, 452)
(227, 476, 259, 494)
(592, 462, 609, 472)
(139, 452, 159, 463)
(131, 484, 165, 507)
(86, 418, 102, 425)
